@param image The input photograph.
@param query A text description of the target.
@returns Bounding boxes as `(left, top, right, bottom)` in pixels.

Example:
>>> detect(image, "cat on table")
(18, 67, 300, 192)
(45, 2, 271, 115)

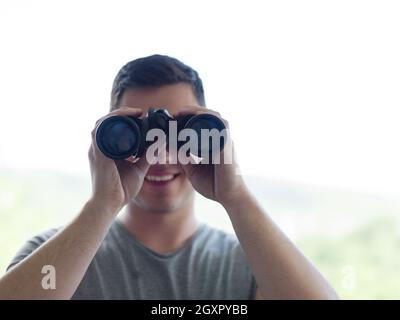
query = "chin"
(137, 200, 184, 213)
(133, 180, 195, 213)
(133, 191, 194, 214)
(147, 204, 181, 213)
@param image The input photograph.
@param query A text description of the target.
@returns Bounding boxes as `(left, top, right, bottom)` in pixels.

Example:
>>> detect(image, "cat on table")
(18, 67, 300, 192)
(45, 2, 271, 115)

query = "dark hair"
(110, 54, 205, 110)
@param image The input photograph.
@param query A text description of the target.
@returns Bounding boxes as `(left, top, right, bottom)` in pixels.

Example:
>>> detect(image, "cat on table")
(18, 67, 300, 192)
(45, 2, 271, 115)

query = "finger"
(88, 144, 95, 162)
(132, 156, 151, 179)
(94, 107, 143, 126)
(172, 106, 208, 117)
(125, 155, 139, 164)
(108, 106, 144, 117)
(173, 106, 221, 117)
(88, 139, 115, 171)
(179, 152, 202, 170)
(178, 158, 196, 179)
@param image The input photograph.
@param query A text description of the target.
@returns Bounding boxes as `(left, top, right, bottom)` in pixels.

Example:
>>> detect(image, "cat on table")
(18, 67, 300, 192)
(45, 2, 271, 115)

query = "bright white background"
(0, 0, 399, 196)
(1, 1, 400, 299)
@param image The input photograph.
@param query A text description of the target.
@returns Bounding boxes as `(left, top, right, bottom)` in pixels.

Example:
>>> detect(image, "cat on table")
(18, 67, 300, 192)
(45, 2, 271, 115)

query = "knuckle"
(88, 146, 94, 159)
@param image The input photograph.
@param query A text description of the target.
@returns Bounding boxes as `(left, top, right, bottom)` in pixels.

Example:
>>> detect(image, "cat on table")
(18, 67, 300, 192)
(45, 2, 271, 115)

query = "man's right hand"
(0, 108, 150, 299)
(88, 107, 150, 214)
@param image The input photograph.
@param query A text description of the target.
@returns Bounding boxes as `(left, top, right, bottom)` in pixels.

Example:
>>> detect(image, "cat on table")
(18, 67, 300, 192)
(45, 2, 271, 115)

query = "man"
(0, 55, 338, 299)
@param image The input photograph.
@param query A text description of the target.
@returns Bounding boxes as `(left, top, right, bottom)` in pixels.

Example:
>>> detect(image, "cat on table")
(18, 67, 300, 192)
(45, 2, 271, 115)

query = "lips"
(144, 173, 180, 186)
(145, 174, 175, 182)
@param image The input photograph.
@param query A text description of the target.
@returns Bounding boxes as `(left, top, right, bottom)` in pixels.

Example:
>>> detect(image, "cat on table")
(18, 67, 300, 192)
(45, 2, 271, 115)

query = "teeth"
(145, 174, 175, 182)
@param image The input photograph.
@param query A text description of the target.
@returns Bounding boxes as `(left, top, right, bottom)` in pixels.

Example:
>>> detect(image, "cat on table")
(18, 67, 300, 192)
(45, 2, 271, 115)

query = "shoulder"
(27, 228, 59, 244)
(200, 224, 238, 247)
(196, 224, 247, 260)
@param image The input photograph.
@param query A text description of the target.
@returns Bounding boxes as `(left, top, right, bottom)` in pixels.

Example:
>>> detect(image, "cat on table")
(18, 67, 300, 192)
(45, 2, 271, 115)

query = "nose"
(149, 143, 179, 165)
(125, 141, 180, 165)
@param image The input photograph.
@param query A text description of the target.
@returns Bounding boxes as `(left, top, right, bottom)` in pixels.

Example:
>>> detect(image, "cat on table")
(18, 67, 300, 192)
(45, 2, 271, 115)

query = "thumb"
(133, 155, 151, 179)
(179, 152, 202, 178)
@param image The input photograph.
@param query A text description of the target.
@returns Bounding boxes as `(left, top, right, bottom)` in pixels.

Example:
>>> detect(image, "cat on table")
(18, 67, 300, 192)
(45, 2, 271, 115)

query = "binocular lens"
(187, 117, 223, 132)
(184, 114, 227, 156)
(96, 116, 141, 159)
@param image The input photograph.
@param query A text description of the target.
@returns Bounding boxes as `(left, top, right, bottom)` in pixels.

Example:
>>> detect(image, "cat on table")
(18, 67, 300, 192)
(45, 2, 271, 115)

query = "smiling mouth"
(144, 173, 180, 185)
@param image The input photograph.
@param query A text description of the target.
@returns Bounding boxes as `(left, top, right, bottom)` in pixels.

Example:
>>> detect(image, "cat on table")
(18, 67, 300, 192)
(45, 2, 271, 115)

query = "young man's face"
(118, 83, 199, 213)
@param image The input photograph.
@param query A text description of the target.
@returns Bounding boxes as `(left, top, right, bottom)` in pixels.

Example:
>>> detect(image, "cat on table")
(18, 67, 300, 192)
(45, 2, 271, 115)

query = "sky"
(0, 0, 399, 196)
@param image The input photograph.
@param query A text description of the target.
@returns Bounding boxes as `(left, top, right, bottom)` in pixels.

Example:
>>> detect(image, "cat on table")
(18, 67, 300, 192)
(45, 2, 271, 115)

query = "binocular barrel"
(95, 108, 226, 160)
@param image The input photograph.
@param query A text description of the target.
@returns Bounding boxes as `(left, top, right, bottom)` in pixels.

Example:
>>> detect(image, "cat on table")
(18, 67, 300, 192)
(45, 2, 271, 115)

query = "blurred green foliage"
(1, 169, 399, 299)
(299, 216, 400, 299)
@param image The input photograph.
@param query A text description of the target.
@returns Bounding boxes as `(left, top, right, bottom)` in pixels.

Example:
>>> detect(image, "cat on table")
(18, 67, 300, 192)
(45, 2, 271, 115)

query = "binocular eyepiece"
(95, 108, 227, 160)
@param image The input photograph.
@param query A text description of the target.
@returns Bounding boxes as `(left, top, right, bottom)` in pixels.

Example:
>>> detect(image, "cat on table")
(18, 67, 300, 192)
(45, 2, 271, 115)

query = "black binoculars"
(95, 108, 227, 160)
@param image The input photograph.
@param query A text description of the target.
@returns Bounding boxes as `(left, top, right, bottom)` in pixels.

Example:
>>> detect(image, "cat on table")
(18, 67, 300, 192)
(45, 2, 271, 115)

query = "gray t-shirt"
(7, 221, 257, 299)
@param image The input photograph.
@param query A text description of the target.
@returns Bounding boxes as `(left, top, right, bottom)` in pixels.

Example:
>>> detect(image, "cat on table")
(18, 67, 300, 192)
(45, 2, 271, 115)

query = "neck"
(118, 200, 199, 254)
